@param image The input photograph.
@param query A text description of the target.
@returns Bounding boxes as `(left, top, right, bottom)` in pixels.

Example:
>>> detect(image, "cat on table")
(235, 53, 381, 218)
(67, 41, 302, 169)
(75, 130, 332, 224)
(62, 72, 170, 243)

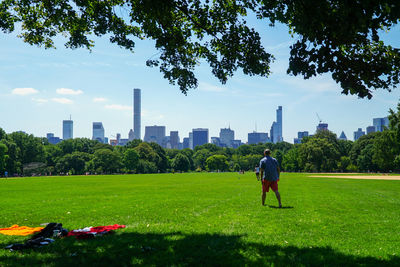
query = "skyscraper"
(192, 128, 209, 148)
(63, 119, 73, 140)
(92, 122, 105, 143)
(144, 125, 165, 145)
(133, 88, 141, 140)
(270, 106, 283, 143)
(170, 131, 179, 149)
(219, 128, 234, 147)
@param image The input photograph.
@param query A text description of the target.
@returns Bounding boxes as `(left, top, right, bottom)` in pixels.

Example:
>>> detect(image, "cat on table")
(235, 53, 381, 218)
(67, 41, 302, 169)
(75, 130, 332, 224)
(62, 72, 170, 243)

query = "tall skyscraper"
(63, 119, 73, 140)
(133, 88, 141, 140)
(270, 106, 283, 143)
(170, 131, 179, 149)
(192, 128, 209, 148)
(92, 122, 105, 143)
(219, 128, 234, 147)
(144, 125, 166, 145)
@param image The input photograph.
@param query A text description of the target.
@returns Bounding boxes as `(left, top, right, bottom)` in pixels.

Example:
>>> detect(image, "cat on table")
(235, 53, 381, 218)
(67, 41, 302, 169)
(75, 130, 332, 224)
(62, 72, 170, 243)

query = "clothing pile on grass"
(0, 223, 125, 251)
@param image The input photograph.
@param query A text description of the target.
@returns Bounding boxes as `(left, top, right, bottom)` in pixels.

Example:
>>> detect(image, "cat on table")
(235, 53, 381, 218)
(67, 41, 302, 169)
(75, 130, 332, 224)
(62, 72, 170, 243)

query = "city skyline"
(1, 22, 399, 143)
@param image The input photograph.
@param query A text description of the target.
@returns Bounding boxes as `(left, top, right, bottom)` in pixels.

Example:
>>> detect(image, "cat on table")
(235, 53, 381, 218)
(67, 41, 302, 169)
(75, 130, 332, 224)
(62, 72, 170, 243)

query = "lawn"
(0, 172, 399, 266)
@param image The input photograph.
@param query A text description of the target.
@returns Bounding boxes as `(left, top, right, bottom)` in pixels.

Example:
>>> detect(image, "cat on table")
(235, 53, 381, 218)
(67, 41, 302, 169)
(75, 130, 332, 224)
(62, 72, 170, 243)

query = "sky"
(0, 16, 399, 143)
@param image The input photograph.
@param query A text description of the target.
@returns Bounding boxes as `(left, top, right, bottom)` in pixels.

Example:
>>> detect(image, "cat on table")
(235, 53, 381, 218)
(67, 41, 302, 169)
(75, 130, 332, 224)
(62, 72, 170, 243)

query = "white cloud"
(32, 98, 48, 103)
(93, 97, 107, 102)
(52, 98, 73, 104)
(105, 104, 132, 111)
(56, 88, 83, 95)
(12, 88, 38, 95)
(198, 82, 227, 92)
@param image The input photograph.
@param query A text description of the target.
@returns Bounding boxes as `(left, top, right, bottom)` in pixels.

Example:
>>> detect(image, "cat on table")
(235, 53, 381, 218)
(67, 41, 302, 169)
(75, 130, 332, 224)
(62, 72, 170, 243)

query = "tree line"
(1, 104, 400, 176)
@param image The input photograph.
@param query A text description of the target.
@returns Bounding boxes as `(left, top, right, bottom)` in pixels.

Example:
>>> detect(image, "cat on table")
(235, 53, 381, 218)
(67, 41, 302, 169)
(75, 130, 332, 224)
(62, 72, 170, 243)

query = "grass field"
(0, 172, 399, 266)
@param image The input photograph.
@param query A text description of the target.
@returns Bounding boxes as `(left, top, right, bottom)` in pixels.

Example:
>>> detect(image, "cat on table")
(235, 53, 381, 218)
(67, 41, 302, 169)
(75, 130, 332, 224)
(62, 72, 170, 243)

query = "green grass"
(0, 173, 399, 266)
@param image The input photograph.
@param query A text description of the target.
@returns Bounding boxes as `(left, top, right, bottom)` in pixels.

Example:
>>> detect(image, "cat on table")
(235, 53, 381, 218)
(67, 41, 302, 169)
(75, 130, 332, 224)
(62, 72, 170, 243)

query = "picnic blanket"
(67, 224, 126, 239)
(0, 225, 44, 236)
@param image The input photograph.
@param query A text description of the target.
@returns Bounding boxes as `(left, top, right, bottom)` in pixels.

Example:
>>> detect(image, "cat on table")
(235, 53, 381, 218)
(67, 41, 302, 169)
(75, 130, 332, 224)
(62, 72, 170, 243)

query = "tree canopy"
(1, 0, 399, 98)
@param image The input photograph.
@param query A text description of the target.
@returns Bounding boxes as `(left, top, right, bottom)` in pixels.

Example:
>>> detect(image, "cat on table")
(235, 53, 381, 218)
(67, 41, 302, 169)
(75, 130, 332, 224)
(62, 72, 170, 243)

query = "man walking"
(259, 149, 282, 207)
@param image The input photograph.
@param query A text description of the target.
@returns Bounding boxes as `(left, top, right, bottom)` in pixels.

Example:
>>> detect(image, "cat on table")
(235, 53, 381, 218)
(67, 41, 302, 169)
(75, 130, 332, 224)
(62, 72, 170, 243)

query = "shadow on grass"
(268, 205, 294, 209)
(1, 232, 399, 266)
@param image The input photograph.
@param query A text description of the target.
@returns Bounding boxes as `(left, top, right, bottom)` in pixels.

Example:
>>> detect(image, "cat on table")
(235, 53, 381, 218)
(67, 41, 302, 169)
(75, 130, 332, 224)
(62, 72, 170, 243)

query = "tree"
(0, 143, 8, 174)
(206, 155, 229, 171)
(298, 137, 340, 172)
(193, 149, 211, 170)
(89, 149, 122, 174)
(282, 147, 300, 172)
(123, 148, 139, 173)
(171, 153, 190, 172)
(56, 151, 92, 175)
(372, 131, 398, 172)
(2, 1, 398, 97)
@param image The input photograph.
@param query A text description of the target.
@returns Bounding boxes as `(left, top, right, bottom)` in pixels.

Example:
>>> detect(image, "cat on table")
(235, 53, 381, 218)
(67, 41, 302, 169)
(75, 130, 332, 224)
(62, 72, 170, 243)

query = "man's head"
(264, 149, 271, 156)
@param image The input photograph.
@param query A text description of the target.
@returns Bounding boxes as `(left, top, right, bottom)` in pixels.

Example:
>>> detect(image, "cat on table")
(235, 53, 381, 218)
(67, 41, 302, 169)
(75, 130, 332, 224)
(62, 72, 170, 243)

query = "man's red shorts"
(262, 179, 278, 193)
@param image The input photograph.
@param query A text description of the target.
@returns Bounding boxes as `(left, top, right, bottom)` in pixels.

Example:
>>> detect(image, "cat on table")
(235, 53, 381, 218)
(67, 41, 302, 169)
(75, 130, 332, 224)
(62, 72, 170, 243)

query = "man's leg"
(262, 192, 266, 206)
(274, 191, 282, 208)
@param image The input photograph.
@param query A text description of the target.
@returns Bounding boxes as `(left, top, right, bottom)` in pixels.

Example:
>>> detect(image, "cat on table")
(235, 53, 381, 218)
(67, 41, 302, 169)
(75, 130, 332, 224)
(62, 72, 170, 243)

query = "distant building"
(366, 126, 376, 135)
(104, 137, 109, 144)
(219, 128, 234, 147)
(183, 137, 190, 149)
(192, 128, 208, 148)
(63, 119, 73, 140)
(189, 132, 193, 149)
(248, 132, 269, 144)
(92, 122, 105, 143)
(339, 131, 347, 141)
(354, 128, 365, 141)
(133, 88, 141, 140)
(294, 131, 309, 144)
(231, 140, 242, 149)
(46, 133, 61, 144)
(119, 139, 129, 146)
(373, 117, 389, 132)
(128, 129, 135, 141)
(270, 106, 283, 143)
(170, 131, 179, 149)
(144, 125, 166, 146)
(211, 137, 221, 146)
(110, 139, 118, 146)
(316, 123, 328, 132)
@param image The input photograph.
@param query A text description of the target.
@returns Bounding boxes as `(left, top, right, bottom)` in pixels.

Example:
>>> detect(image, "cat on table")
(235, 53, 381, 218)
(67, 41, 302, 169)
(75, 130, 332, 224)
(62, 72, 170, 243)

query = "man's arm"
(260, 167, 264, 181)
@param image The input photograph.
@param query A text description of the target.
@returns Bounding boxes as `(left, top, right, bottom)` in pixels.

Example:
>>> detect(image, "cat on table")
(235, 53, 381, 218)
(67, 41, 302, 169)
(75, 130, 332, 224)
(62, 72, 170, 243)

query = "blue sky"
(0, 19, 399, 143)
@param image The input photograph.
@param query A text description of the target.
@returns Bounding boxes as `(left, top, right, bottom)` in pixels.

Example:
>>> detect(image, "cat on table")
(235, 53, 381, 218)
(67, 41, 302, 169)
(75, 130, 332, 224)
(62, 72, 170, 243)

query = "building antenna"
(255, 121, 257, 132)
(69, 114, 71, 120)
